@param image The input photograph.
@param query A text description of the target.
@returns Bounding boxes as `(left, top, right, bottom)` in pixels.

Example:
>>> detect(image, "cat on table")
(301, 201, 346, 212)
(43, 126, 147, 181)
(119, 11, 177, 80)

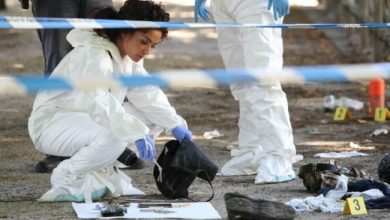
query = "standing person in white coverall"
(194, 0, 300, 184)
(28, 0, 192, 202)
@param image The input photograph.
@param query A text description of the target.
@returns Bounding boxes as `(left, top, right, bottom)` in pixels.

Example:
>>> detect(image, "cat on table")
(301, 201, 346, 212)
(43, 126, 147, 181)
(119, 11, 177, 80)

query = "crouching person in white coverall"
(28, 0, 192, 202)
(194, 0, 301, 184)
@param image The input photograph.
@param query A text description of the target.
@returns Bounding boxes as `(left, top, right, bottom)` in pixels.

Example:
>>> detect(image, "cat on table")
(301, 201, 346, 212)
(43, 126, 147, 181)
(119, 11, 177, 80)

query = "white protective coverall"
(210, 0, 300, 183)
(28, 29, 187, 202)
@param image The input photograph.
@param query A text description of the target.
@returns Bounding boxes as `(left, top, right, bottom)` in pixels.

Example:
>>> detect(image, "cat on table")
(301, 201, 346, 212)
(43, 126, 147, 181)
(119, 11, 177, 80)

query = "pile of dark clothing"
(298, 155, 390, 209)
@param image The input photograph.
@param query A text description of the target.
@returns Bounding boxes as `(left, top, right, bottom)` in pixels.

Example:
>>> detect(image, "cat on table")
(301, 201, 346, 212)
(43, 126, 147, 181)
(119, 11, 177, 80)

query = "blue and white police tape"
(1, 63, 389, 95)
(1, 16, 390, 29)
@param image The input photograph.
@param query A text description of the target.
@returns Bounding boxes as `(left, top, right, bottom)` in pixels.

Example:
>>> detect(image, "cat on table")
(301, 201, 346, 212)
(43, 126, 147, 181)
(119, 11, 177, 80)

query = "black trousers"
(31, 0, 113, 76)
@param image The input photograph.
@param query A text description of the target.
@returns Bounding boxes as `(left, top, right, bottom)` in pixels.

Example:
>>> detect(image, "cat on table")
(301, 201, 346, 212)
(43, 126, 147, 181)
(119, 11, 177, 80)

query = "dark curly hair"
(90, 0, 170, 42)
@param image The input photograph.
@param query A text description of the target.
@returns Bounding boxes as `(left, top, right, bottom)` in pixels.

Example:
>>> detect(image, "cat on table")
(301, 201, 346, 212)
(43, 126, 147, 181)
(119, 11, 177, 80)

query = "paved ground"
(0, 1, 390, 219)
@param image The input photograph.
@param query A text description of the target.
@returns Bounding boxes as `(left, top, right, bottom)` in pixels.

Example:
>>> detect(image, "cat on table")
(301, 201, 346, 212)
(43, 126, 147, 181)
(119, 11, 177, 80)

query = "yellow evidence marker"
(333, 107, 351, 121)
(374, 108, 390, 122)
(343, 197, 367, 215)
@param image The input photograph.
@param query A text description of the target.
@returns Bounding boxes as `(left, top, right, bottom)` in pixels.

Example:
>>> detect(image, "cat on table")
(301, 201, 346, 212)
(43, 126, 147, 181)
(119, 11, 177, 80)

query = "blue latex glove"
(172, 125, 193, 143)
(194, 0, 210, 22)
(268, 0, 290, 20)
(135, 135, 155, 162)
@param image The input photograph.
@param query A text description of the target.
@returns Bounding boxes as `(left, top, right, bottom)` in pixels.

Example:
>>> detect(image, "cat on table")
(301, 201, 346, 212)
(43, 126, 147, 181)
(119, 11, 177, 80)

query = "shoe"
(35, 155, 69, 173)
(225, 193, 296, 220)
(117, 148, 145, 170)
(119, 158, 145, 170)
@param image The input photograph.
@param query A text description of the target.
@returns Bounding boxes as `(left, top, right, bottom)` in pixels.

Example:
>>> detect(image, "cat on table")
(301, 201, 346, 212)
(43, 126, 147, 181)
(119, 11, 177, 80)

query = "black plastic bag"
(153, 138, 218, 201)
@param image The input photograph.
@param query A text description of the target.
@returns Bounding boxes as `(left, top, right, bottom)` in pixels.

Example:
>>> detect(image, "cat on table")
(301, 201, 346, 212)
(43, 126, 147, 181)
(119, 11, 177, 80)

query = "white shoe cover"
(37, 187, 107, 203)
(220, 148, 263, 176)
(254, 154, 297, 184)
(221, 148, 303, 184)
(39, 160, 144, 203)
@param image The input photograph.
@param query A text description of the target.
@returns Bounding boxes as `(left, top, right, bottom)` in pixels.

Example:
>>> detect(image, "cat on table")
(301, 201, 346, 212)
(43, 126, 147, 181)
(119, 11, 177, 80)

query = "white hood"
(66, 29, 123, 65)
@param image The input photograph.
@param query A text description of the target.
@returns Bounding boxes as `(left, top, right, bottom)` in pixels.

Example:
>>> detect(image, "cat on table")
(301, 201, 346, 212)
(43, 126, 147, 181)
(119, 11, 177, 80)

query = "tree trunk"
(0, 0, 6, 10)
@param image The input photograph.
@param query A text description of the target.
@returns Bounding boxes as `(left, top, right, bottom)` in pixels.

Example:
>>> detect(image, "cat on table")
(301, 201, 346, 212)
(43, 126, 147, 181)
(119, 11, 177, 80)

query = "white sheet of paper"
(314, 151, 368, 158)
(72, 202, 221, 219)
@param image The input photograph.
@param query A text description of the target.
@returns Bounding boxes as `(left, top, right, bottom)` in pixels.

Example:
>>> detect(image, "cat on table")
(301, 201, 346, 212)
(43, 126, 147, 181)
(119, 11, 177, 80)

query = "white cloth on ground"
(325, 174, 348, 199)
(314, 151, 369, 158)
(286, 194, 344, 213)
(350, 189, 385, 201)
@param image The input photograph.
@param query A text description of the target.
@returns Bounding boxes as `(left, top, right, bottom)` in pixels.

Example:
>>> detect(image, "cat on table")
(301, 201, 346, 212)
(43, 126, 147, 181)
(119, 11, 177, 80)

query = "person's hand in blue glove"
(172, 125, 192, 143)
(135, 135, 155, 162)
(194, 0, 210, 22)
(268, 0, 290, 20)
